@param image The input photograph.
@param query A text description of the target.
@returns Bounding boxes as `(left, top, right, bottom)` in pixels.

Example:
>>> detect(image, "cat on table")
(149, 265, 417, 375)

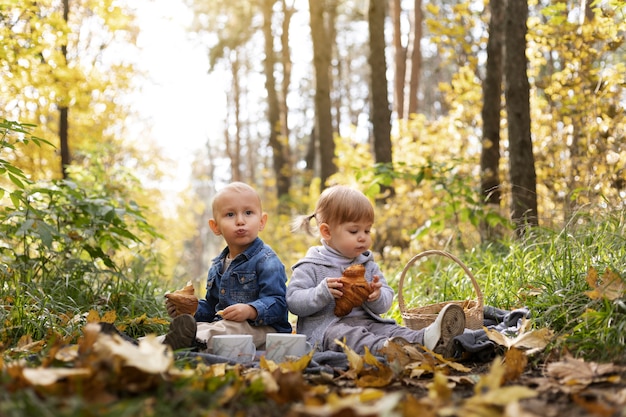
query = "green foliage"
(382, 208, 626, 363)
(0, 122, 167, 348)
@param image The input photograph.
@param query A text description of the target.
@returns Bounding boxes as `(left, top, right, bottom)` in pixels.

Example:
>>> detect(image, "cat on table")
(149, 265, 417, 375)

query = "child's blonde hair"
(292, 185, 375, 235)
(212, 182, 262, 214)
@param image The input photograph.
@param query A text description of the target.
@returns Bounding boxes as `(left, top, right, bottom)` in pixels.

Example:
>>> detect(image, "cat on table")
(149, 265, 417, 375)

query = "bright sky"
(131, 0, 226, 193)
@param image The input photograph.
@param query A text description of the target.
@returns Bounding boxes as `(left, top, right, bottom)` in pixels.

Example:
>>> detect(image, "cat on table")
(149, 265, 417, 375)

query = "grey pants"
(322, 316, 426, 354)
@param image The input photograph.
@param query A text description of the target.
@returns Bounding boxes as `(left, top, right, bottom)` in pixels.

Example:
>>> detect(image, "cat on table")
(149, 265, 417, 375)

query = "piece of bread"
(164, 281, 198, 316)
(334, 264, 373, 317)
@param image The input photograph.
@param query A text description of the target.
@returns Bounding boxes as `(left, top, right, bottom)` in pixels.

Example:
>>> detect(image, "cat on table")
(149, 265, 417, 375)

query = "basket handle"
(397, 250, 484, 314)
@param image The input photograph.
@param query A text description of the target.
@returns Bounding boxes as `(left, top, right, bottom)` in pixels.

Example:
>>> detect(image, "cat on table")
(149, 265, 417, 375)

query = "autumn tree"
(368, 0, 394, 200)
(309, 0, 336, 188)
(505, 0, 538, 232)
(1, 0, 141, 181)
(390, 0, 422, 120)
(479, 0, 505, 240)
(261, 0, 293, 204)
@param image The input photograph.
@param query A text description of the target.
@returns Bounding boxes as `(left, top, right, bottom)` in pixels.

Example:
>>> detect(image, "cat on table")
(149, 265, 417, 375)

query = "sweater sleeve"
(287, 263, 335, 317)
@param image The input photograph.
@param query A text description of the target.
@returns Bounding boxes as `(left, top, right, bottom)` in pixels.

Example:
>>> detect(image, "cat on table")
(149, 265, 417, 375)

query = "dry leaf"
(485, 323, 553, 354)
(94, 333, 173, 374)
(334, 338, 364, 379)
(546, 355, 620, 387)
(585, 267, 625, 301)
(427, 372, 453, 403)
(572, 392, 618, 417)
(502, 348, 528, 383)
(22, 367, 92, 386)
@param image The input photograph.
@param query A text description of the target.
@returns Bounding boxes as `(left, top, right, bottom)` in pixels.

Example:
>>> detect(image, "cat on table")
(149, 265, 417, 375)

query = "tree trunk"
(262, 0, 291, 204)
(228, 52, 242, 182)
(390, 0, 406, 119)
(309, 0, 336, 188)
(505, 0, 538, 234)
(59, 0, 70, 179)
(368, 0, 394, 200)
(407, 0, 422, 118)
(479, 0, 505, 240)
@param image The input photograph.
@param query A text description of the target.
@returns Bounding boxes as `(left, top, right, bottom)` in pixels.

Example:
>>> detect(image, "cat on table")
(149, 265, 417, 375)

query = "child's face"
(323, 221, 373, 259)
(208, 189, 267, 255)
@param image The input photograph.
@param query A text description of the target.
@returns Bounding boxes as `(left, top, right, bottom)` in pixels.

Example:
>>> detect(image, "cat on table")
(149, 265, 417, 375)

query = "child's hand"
(326, 277, 344, 299)
(367, 276, 382, 302)
(219, 304, 258, 321)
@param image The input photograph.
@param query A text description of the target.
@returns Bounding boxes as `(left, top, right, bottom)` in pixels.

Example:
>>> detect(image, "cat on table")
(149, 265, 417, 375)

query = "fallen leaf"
(502, 348, 527, 383)
(546, 355, 620, 387)
(427, 371, 453, 403)
(94, 332, 173, 374)
(22, 367, 92, 386)
(572, 392, 617, 417)
(585, 267, 625, 301)
(267, 369, 309, 404)
(485, 323, 553, 354)
(334, 338, 364, 379)
(291, 390, 403, 416)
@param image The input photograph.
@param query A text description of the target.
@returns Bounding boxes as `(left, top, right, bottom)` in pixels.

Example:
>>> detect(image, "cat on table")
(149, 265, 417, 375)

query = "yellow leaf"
(334, 338, 363, 377)
(427, 371, 453, 402)
(485, 322, 553, 354)
(503, 348, 528, 383)
(86, 309, 101, 323)
(359, 388, 386, 402)
(585, 267, 625, 301)
(100, 310, 117, 324)
(468, 385, 537, 406)
(475, 358, 506, 394)
(278, 349, 314, 372)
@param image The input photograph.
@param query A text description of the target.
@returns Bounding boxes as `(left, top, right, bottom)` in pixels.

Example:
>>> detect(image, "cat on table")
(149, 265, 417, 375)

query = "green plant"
(384, 208, 626, 363)
(0, 121, 167, 348)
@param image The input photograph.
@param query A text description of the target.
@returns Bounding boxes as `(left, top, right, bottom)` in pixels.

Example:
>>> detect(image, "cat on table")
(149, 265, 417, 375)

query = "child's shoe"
(164, 314, 197, 350)
(423, 304, 466, 358)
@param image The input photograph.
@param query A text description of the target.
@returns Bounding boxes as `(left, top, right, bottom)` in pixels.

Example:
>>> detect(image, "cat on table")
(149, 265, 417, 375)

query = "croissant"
(165, 281, 198, 316)
(334, 264, 373, 317)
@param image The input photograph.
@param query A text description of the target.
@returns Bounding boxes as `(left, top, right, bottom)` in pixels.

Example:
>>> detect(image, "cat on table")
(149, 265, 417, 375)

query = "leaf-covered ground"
(2, 320, 625, 417)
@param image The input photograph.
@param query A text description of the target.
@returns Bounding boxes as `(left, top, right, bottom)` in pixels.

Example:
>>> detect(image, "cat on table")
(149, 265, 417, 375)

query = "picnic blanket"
(175, 305, 531, 373)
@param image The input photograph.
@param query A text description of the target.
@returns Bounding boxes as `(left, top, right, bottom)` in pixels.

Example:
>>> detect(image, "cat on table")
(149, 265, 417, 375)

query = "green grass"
(384, 209, 626, 363)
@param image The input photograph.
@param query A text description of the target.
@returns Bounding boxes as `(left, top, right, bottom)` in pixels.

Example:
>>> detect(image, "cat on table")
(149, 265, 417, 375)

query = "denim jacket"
(195, 237, 292, 333)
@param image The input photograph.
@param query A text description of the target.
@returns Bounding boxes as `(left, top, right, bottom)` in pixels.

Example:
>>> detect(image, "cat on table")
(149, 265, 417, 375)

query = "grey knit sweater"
(287, 241, 395, 350)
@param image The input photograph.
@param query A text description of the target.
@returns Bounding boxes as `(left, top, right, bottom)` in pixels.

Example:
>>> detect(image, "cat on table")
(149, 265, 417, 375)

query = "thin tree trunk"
(390, 0, 406, 119)
(309, 0, 336, 188)
(480, 0, 505, 240)
(262, 0, 291, 203)
(407, 0, 422, 117)
(59, 0, 70, 178)
(229, 52, 242, 182)
(368, 0, 394, 200)
(505, 0, 538, 234)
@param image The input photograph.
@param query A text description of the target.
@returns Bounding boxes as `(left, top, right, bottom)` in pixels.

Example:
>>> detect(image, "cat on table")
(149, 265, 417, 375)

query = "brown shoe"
(423, 304, 466, 358)
(163, 314, 197, 350)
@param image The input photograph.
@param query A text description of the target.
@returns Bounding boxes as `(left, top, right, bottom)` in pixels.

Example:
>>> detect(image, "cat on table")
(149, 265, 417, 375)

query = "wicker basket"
(398, 250, 484, 330)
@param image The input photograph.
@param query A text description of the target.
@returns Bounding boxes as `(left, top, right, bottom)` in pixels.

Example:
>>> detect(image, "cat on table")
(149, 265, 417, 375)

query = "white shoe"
(423, 304, 466, 358)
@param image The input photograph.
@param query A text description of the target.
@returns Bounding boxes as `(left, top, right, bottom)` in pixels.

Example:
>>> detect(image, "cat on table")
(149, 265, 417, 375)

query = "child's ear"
(208, 218, 221, 235)
(258, 212, 268, 231)
(319, 223, 331, 240)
